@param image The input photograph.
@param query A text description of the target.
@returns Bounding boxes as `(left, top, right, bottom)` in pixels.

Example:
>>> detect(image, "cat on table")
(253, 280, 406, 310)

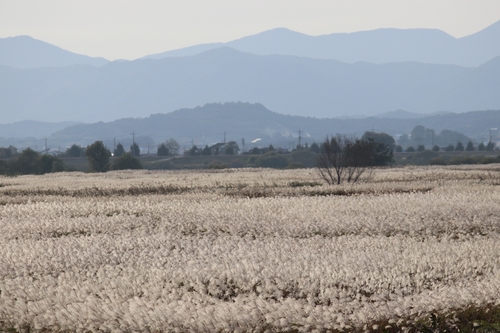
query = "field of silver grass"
(1, 166, 500, 332)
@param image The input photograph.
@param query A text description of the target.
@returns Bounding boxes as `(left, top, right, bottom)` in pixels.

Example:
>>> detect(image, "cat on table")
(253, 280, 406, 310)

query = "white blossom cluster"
(0, 166, 499, 332)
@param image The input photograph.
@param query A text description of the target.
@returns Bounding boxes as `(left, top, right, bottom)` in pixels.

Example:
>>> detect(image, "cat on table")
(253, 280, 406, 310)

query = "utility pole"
(131, 132, 136, 145)
(298, 129, 302, 148)
(114, 138, 116, 152)
(490, 128, 497, 143)
(241, 138, 245, 153)
(44, 137, 48, 153)
(223, 131, 226, 144)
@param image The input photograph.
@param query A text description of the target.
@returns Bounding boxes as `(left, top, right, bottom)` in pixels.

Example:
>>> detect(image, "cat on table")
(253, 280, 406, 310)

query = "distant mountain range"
(1, 22, 500, 127)
(144, 20, 500, 67)
(2, 47, 500, 123)
(2, 20, 500, 70)
(0, 36, 109, 69)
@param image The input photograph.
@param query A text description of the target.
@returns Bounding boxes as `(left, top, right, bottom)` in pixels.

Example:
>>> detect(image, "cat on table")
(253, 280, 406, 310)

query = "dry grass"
(1, 165, 500, 332)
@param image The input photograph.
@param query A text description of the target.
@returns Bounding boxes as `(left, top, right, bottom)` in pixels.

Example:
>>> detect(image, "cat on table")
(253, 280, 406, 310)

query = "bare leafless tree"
(316, 134, 393, 185)
(316, 134, 352, 185)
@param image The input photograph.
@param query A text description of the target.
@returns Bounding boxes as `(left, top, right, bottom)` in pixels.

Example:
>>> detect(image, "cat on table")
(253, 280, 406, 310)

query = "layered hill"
(2, 47, 500, 123)
(0, 36, 109, 69)
(144, 20, 500, 67)
(47, 102, 500, 148)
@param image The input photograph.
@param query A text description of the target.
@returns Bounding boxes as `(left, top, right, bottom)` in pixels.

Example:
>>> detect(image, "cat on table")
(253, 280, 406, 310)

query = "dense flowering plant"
(0, 166, 499, 332)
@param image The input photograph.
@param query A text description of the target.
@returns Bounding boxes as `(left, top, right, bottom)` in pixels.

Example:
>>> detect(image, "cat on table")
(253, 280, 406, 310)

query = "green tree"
(51, 160, 65, 173)
(432, 145, 440, 152)
(114, 143, 125, 157)
(310, 142, 320, 153)
(35, 154, 64, 174)
(478, 142, 485, 151)
(361, 131, 396, 151)
(85, 141, 110, 172)
(201, 145, 211, 156)
(12, 148, 38, 174)
(0, 160, 10, 175)
(66, 144, 84, 157)
(165, 138, 180, 155)
(437, 130, 471, 147)
(455, 141, 464, 151)
(224, 141, 239, 155)
(395, 145, 403, 152)
(188, 145, 199, 156)
(465, 141, 474, 151)
(445, 144, 455, 152)
(157, 143, 169, 156)
(130, 142, 140, 156)
(417, 145, 425, 152)
(410, 126, 426, 146)
(486, 141, 495, 151)
(250, 147, 261, 155)
(268, 144, 275, 151)
(111, 153, 143, 170)
(397, 134, 411, 148)
(0, 146, 17, 158)
(406, 146, 416, 152)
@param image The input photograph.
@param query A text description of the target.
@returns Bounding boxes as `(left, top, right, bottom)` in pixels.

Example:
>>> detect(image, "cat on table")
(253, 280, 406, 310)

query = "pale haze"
(1, 0, 500, 60)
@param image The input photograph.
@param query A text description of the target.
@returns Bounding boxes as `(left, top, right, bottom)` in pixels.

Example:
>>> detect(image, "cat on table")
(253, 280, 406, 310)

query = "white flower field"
(1, 166, 500, 332)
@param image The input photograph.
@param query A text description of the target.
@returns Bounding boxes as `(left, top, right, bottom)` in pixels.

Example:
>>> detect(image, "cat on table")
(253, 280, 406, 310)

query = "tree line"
(0, 128, 498, 176)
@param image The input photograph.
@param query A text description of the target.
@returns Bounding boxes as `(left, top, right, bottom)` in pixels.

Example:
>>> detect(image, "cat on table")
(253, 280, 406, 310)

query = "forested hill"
(47, 102, 500, 147)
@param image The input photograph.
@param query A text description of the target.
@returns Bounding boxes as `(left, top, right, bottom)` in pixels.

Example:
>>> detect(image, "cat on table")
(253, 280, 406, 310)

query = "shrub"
(290, 150, 317, 168)
(257, 152, 289, 168)
(429, 157, 447, 165)
(111, 153, 143, 170)
(208, 162, 227, 169)
(410, 150, 439, 165)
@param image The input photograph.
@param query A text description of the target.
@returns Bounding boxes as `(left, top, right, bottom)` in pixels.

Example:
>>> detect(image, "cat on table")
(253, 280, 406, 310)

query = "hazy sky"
(2, 0, 500, 60)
